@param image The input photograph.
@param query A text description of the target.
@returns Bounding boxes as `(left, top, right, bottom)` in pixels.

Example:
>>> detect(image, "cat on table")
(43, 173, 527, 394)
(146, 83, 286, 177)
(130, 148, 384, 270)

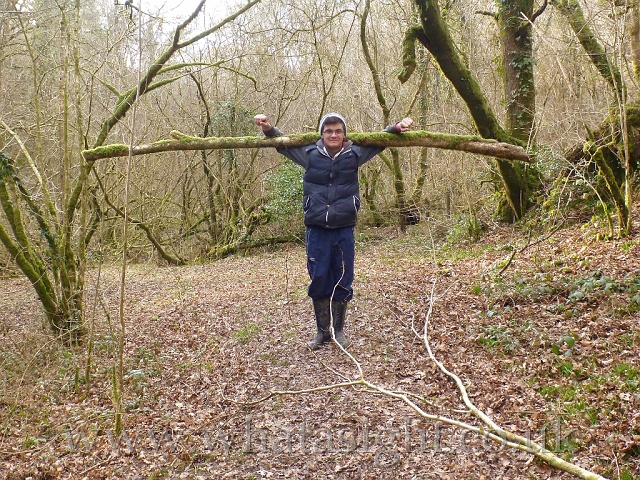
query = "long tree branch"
(417, 281, 605, 480)
(361, 0, 390, 122)
(82, 130, 532, 162)
(549, 0, 623, 100)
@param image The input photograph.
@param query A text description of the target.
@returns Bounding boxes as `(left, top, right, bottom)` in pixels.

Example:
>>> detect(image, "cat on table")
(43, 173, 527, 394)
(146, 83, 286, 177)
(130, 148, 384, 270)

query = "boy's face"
(321, 121, 345, 150)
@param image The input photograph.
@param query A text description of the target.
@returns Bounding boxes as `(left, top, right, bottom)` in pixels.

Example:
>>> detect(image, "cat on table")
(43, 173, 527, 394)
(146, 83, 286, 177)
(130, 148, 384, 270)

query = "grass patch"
(536, 359, 639, 430)
(471, 269, 640, 324)
(614, 363, 639, 391)
(233, 323, 261, 344)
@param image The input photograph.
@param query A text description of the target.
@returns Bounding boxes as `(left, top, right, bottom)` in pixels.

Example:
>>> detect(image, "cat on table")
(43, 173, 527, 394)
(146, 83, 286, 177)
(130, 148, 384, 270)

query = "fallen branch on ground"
(243, 279, 607, 480)
(416, 280, 606, 480)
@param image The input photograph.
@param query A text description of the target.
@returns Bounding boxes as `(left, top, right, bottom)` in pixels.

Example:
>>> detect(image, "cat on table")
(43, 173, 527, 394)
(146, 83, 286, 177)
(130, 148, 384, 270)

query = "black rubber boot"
(331, 300, 351, 349)
(309, 298, 331, 350)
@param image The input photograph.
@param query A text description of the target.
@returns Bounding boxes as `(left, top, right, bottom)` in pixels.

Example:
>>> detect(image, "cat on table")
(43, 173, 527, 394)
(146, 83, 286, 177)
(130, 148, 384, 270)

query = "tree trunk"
(359, 164, 386, 226)
(551, 0, 633, 234)
(361, 0, 408, 229)
(410, 63, 431, 217)
(405, 0, 534, 220)
(631, 1, 640, 84)
(403, 3, 505, 140)
(495, 0, 541, 221)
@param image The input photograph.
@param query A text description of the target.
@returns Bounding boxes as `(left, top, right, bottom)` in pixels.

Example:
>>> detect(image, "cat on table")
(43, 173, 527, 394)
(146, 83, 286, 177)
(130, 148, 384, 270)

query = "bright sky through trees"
(138, 0, 229, 24)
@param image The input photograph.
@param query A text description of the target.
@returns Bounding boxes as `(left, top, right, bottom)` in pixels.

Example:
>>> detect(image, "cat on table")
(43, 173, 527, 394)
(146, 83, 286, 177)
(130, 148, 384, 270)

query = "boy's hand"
(396, 117, 414, 133)
(253, 114, 272, 132)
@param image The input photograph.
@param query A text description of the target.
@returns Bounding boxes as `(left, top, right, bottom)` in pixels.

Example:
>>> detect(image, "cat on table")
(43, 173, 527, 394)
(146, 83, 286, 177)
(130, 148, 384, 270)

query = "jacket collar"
(316, 139, 352, 159)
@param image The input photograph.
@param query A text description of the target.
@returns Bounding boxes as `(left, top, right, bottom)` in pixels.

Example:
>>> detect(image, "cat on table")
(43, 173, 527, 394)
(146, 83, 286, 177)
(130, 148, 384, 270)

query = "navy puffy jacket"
(264, 128, 397, 228)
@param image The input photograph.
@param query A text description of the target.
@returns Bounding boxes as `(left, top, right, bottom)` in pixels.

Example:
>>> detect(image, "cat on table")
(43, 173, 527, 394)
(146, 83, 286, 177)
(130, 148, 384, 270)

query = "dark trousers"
(305, 226, 355, 302)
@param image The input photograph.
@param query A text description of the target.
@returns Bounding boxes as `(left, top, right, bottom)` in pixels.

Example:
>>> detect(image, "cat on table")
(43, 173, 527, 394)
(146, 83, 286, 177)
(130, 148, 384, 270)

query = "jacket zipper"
(317, 144, 353, 226)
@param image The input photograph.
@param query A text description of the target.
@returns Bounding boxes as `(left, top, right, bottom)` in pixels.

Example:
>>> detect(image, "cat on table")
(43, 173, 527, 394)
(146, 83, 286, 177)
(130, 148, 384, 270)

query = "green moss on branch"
(82, 130, 531, 162)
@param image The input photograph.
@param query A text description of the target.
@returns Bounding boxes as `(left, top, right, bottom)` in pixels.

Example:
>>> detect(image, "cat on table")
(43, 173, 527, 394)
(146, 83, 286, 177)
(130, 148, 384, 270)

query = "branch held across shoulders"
(253, 114, 414, 136)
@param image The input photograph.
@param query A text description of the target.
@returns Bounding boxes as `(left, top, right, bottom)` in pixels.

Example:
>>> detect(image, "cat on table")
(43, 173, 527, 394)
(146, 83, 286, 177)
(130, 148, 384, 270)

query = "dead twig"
(496, 224, 563, 276)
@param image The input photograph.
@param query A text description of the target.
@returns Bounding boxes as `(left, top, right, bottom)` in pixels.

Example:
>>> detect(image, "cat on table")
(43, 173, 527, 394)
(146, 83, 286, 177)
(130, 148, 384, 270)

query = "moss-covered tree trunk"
(401, 0, 538, 221)
(631, 1, 640, 84)
(359, 164, 386, 226)
(494, 0, 541, 221)
(410, 62, 431, 218)
(0, 154, 72, 337)
(551, 0, 632, 234)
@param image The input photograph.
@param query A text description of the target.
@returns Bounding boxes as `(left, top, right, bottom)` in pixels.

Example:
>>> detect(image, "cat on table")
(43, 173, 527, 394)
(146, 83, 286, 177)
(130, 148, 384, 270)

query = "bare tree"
(0, 0, 260, 340)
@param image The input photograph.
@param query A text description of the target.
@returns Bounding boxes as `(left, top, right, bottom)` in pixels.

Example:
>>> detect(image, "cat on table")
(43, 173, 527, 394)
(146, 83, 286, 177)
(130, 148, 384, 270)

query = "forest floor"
(0, 217, 639, 480)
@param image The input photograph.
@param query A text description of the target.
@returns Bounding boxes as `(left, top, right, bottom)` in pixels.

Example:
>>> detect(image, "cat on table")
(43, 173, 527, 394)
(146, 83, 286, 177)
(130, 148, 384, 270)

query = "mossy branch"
(590, 142, 629, 235)
(550, 0, 623, 100)
(82, 130, 531, 162)
(0, 178, 60, 329)
(398, 25, 424, 84)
